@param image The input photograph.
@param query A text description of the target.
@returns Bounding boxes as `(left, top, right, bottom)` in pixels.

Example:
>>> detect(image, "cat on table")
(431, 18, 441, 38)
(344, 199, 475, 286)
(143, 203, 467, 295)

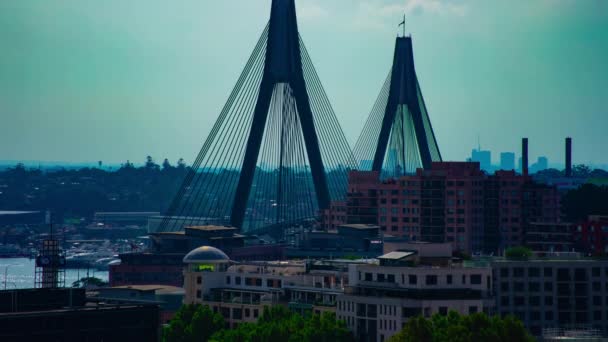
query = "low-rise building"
(0, 288, 160, 341)
(336, 243, 494, 342)
(182, 246, 362, 328)
(110, 225, 244, 287)
(92, 285, 184, 324)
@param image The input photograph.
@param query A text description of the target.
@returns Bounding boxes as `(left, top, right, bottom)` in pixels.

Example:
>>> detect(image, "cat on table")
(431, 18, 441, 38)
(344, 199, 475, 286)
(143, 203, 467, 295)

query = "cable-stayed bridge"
(158, 0, 355, 234)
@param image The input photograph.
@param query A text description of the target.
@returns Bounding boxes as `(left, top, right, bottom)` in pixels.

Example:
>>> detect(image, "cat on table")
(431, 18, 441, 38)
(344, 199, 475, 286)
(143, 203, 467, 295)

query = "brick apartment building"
(322, 162, 560, 254)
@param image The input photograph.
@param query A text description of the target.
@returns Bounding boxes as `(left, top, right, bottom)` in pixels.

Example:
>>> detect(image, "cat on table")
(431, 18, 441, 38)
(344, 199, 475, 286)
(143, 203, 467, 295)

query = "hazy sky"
(1, 0, 607, 166)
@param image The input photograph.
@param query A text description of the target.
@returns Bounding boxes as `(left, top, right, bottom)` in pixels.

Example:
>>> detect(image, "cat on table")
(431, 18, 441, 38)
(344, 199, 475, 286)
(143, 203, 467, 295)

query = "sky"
(0, 0, 607, 167)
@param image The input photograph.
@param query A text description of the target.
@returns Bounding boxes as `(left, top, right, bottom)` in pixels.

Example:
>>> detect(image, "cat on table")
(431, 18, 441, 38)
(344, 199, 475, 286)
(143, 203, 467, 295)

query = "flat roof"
(339, 224, 379, 230)
(0, 211, 40, 215)
(110, 285, 184, 294)
(378, 251, 416, 260)
(186, 225, 237, 231)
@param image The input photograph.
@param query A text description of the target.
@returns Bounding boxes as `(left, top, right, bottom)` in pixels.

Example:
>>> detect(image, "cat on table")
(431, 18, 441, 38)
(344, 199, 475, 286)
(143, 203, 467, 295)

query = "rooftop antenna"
(477, 134, 481, 151)
(398, 14, 405, 37)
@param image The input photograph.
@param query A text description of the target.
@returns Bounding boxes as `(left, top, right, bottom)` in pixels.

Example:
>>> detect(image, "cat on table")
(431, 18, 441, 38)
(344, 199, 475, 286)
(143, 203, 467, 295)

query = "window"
(513, 267, 524, 278)
(365, 273, 373, 281)
(470, 274, 482, 285)
(377, 273, 386, 282)
(226, 276, 231, 285)
(196, 276, 202, 284)
(233, 308, 242, 320)
(235, 276, 241, 285)
(387, 274, 395, 283)
(544, 267, 553, 277)
(447, 275, 453, 285)
(529, 282, 540, 292)
(426, 275, 438, 285)
(544, 282, 554, 291)
(529, 296, 540, 306)
(528, 267, 540, 277)
(501, 282, 509, 291)
(545, 296, 553, 305)
(468, 306, 478, 314)
(409, 275, 417, 285)
(253, 309, 259, 318)
(196, 290, 201, 299)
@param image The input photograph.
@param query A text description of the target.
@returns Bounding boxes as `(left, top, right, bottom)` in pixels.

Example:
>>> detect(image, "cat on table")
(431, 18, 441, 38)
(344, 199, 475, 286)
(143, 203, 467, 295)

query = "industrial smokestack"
(522, 138, 528, 177)
(566, 137, 572, 177)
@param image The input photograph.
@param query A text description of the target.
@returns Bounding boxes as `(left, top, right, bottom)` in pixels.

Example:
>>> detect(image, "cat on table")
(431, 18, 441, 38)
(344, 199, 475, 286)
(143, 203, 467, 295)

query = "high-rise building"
(471, 149, 492, 172)
(500, 152, 516, 171)
(323, 163, 561, 254)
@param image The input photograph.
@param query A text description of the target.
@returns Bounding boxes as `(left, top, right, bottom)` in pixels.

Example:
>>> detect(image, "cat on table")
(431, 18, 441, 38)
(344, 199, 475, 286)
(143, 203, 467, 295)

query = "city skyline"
(1, 0, 607, 165)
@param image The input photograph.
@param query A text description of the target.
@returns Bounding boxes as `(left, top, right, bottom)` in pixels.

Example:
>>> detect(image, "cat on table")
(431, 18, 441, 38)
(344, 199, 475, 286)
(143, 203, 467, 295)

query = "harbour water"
(0, 257, 109, 289)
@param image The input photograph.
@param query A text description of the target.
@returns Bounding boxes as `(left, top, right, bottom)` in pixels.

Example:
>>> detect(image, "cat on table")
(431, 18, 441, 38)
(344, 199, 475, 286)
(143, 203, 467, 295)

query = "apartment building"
(492, 254, 608, 336)
(182, 245, 361, 327)
(336, 242, 494, 342)
(322, 164, 561, 254)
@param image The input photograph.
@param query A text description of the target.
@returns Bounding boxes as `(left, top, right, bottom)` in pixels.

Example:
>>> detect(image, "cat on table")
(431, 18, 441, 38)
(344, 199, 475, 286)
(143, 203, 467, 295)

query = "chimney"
(565, 137, 572, 177)
(522, 138, 528, 177)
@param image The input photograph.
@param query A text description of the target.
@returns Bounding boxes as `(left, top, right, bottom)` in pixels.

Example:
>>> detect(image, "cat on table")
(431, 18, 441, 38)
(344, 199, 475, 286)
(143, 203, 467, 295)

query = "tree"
(562, 184, 608, 222)
(162, 158, 173, 171)
(163, 304, 224, 342)
(505, 246, 532, 259)
(389, 311, 534, 342)
(145, 156, 160, 170)
(210, 306, 354, 342)
(177, 158, 186, 169)
(72, 276, 108, 288)
(572, 164, 591, 178)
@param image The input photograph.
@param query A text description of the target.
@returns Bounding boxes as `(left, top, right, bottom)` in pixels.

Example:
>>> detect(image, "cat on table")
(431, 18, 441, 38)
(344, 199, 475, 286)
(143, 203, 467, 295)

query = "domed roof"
(183, 246, 230, 263)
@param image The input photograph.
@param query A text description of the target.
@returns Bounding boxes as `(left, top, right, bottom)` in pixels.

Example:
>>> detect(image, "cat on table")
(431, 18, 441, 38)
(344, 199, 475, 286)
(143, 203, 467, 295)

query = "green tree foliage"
(163, 304, 224, 342)
(71, 276, 108, 288)
(389, 311, 534, 342)
(0, 158, 190, 220)
(210, 306, 354, 342)
(504, 246, 533, 259)
(562, 184, 608, 222)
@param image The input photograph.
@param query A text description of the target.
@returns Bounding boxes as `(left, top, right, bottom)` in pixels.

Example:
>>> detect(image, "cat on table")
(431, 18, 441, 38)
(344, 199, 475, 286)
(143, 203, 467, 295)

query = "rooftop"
(378, 251, 416, 260)
(338, 224, 379, 230)
(186, 225, 237, 231)
(183, 245, 230, 263)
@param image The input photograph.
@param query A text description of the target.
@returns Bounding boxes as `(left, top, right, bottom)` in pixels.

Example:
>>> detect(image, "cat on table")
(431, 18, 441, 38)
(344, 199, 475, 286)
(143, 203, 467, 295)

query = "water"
(0, 258, 109, 289)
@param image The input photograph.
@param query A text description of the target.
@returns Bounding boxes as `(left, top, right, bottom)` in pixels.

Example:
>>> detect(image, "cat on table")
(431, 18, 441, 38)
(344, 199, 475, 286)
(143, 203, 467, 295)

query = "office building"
(471, 149, 492, 172)
(500, 152, 516, 171)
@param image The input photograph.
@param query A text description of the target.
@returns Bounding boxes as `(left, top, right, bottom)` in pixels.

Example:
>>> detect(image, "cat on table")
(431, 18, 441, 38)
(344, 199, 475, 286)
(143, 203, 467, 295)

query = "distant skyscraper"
(500, 152, 515, 170)
(471, 149, 491, 172)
